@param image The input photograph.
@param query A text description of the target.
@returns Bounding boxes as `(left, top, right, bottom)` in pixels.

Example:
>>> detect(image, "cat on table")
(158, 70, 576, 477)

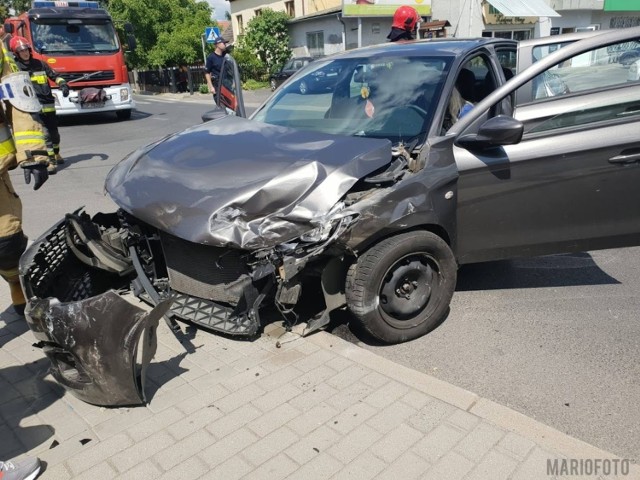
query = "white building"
(227, 0, 640, 57)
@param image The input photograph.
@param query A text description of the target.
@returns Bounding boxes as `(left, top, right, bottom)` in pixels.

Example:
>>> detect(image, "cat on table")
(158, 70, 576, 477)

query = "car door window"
(516, 38, 640, 135)
(443, 55, 496, 132)
(526, 39, 640, 102)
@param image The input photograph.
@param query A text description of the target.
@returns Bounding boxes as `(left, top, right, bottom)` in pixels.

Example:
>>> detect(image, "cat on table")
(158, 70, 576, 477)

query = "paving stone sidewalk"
(1, 306, 638, 480)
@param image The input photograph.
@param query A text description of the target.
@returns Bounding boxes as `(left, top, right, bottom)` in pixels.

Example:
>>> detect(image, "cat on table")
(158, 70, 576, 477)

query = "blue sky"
(206, 0, 231, 20)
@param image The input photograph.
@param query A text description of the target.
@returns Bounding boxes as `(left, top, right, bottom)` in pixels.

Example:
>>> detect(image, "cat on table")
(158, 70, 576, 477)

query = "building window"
(254, 8, 262, 16)
(285, 0, 295, 17)
(307, 31, 324, 57)
(236, 14, 244, 35)
(494, 31, 513, 39)
(482, 30, 531, 41)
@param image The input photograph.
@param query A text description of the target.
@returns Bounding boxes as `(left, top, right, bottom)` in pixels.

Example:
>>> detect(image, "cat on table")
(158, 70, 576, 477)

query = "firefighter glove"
(21, 162, 49, 190)
(60, 83, 70, 97)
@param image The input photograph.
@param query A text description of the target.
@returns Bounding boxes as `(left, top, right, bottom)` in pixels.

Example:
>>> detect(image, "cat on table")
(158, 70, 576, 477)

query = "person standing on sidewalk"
(10, 36, 70, 174)
(204, 37, 228, 105)
(0, 456, 41, 480)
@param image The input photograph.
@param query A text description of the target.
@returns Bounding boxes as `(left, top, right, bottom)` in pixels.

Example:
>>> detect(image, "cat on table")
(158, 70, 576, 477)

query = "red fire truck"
(5, 1, 136, 120)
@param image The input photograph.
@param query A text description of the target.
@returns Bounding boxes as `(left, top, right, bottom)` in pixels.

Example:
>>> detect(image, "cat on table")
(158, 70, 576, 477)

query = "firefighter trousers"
(0, 170, 28, 309)
(40, 110, 61, 156)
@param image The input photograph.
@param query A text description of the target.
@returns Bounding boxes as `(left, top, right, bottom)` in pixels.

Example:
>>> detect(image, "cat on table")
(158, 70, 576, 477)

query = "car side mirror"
(456, 115, 524, 150)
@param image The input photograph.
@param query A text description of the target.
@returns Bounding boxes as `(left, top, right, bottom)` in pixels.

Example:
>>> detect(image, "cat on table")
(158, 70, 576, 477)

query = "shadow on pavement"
(456, 252, 620, 291)
(56, 153, 109, 172)
(0, 308, 62, 459)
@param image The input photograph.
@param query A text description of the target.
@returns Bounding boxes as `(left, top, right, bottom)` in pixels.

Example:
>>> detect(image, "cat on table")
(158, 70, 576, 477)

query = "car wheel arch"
(350, 223, 454, 260)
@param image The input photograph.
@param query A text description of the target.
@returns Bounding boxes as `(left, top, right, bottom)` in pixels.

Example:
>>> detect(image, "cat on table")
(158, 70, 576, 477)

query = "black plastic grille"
(59, 70, 115, 83)
(170, 292, 258, 335)
(22, 220, 127, 302)
(160, 232, 250, 305)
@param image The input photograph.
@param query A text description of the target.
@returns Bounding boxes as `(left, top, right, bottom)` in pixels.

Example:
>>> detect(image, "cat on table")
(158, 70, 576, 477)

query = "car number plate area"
(82, 102, 105, 109)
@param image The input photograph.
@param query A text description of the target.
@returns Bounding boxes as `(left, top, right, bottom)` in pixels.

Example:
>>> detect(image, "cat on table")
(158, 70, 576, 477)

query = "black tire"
(116, 109, 132, 120)
(346, 231, 457, 344)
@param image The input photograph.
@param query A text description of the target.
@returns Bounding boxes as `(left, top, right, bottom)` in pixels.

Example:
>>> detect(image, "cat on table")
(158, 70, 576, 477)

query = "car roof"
(329, 38, 517, 60)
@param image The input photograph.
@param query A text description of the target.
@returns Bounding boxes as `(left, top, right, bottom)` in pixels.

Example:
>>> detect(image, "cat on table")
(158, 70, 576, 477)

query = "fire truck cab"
(5, 1, 136, 120)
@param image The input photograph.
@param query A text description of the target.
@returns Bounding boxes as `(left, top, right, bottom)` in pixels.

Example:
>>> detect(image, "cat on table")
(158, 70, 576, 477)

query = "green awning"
(604, 0, 640, 11)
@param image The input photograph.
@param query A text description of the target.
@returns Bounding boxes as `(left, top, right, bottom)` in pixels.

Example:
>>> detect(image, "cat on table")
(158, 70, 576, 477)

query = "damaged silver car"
(20, 28, 640, 405)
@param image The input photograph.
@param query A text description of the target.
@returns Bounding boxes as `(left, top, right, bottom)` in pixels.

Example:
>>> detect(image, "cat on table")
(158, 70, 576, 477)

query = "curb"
(303, 329, 640, 472)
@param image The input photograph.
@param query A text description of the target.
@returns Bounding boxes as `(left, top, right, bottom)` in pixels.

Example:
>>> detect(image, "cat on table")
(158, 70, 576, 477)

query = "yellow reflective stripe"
(31, 73, 47, 84)
(14, 130, 46, 137)
(0, 138, 16, 155)
(55, 78, 66, 85)
(14, 130, 47, 144)
(0, 42, 19, 73)
(42, 106, 56, 113)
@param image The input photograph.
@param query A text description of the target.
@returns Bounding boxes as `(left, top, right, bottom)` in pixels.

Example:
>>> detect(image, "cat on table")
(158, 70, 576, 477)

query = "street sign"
(205, 27, 221, 43)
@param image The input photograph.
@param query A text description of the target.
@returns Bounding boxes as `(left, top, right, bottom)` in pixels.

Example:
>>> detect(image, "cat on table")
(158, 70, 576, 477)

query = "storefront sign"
(342, 0, 431, 17)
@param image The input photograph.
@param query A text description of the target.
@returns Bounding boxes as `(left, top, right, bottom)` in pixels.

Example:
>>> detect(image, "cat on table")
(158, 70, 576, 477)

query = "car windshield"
(31, 19, 120, 54)
(252, 55, 452, 144)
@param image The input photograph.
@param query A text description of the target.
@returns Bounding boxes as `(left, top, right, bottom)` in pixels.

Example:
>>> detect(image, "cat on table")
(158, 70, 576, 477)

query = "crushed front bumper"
(19, 217, 171, 406)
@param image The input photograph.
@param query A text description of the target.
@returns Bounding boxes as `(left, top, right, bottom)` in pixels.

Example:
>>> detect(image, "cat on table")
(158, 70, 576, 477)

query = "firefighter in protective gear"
(0, 39, 50, 316)
(11, 36, 69, 174)
(387, 5, 421, 42)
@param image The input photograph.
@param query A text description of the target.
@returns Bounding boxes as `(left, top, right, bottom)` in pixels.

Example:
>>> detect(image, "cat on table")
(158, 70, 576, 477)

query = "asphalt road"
(8, 92, 639, 462)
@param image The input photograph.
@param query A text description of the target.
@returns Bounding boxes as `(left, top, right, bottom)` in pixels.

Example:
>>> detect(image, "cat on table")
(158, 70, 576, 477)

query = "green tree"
(0, 1, 30, 17)
(107, 0, 214, 68)
(239, 9, 291, 76)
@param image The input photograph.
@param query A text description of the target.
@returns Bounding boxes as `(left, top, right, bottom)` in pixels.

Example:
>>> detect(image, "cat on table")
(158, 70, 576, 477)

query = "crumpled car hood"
(106, 116, 391, 249)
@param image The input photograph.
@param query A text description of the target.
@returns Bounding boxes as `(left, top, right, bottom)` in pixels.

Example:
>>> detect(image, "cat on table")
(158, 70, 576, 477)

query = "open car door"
(217, 55, 246, 118)
(447, 26, 640, 264)
(202, 55, 247, 122)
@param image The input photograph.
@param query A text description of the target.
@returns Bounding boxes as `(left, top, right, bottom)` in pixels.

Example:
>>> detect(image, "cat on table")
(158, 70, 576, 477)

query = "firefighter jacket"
(14, 56, 66, 113)
(0, 43, 48, 173)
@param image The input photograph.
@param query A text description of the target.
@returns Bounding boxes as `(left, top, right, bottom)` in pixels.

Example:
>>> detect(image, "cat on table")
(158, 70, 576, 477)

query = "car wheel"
(270, 79, 277, 91)
(345, 231, 457, 344)
(299, 80, 308, 95)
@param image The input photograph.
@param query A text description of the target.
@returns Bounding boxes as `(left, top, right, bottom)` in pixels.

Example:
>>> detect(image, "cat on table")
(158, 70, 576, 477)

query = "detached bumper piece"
(19, 216, 171, 406)
(28, 294, 172, 407)
(19, 212, 270, 406)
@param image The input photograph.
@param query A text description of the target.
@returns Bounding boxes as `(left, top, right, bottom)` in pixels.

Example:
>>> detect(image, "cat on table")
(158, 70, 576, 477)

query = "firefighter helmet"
(391, 6, 421, 32)
(10, 36, 32, 54)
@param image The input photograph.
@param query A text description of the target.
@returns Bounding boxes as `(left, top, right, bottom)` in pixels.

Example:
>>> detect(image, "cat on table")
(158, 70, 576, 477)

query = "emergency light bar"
(32, 1, 100, 7)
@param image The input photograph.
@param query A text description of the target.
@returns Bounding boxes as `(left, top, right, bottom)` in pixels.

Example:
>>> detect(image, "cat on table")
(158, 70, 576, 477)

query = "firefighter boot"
(1, 271, 26, 316)
(55, 153, 64, 164)
(47, 158, 57, 175)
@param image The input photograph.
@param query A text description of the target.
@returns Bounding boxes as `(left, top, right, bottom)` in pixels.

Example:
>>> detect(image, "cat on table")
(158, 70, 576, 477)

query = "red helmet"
(392, 5, 421, 32)
(10, 36, 32, 54)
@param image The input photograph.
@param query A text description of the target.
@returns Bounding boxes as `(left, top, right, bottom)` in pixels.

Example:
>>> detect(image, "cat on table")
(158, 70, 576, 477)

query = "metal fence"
(130, 65, 208, 94)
